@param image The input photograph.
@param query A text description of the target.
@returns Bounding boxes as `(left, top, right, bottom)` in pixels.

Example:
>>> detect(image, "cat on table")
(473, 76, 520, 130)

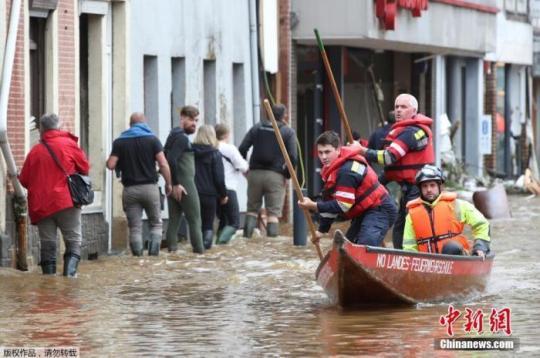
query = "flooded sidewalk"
(1, 194, 539, 356)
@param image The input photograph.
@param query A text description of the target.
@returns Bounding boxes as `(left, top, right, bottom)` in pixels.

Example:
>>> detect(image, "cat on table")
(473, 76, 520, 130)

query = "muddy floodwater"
(1, 194, 539, 356)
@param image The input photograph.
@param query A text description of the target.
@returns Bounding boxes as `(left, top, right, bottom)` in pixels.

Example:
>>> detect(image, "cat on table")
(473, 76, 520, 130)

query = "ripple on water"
(0, 195, 538, 355)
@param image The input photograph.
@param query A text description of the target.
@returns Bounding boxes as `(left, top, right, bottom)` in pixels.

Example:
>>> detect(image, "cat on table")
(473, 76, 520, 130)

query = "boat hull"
(316, 231, 494, 307)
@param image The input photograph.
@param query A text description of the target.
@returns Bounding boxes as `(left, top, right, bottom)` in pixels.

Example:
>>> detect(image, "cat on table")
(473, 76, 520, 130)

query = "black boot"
(267, 222, 280, 237)
(203, 230, 214, 250)
(130, 242, 143, 256)
(243, 215, 257, 238)
(148, 234, 162, 256)
(63, 253, 80, 278)
(41, 261, 56, 275)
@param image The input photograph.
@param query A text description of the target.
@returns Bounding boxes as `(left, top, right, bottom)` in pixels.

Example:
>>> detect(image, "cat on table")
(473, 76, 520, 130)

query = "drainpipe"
(0, 0, 28, 270)
(248, 0, 260, 125)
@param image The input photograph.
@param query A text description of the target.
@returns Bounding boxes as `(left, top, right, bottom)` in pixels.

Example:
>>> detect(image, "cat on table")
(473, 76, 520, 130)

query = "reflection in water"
(0, 195, 539, 356)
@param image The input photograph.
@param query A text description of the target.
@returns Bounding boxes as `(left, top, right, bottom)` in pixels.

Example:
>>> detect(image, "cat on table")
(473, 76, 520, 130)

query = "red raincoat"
(19, 130, 90, 224)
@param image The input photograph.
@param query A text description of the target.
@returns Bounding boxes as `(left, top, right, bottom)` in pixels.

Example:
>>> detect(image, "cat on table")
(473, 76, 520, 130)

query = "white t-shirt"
(218, 141, 249, 191)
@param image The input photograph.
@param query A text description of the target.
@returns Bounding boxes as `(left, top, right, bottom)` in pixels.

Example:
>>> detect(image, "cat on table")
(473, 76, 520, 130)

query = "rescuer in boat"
(402, 165, 491, 257)
(298, 131, 397, 246)
(355, 94, 435, 250)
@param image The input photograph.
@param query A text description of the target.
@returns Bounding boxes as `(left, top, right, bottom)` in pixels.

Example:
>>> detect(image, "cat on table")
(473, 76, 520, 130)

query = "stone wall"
(1, 195, 108, 268)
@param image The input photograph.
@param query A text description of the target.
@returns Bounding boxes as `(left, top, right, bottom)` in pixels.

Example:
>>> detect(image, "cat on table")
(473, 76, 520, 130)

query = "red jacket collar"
(41, 129, 80, 143)
(392, 114, 432, 129)
(321, 146, 363, 184)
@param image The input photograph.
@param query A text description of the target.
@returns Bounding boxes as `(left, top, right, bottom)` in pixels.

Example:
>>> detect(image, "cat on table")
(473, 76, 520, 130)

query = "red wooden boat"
(316, 230, 494, 307)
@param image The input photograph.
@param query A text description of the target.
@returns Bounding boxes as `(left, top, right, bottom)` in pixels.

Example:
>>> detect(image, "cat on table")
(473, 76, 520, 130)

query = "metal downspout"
(0, 0, 28, 270)
(248, 0, 260, 125)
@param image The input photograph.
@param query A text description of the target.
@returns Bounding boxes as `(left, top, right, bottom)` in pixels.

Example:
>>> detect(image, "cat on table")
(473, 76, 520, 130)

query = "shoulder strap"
(222, 153, 235, 167)
(41, 140, 69, 178)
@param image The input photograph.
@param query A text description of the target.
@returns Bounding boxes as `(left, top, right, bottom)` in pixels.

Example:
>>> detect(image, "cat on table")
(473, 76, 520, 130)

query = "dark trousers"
(346, 196, 397, 246)
(392, 183, 420, 249)
(199, 194, 218, 232)
(218, 189, 240, 230)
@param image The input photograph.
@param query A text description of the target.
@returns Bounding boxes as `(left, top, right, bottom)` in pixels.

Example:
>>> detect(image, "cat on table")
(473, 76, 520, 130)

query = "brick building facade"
(1, 0, 110, 268)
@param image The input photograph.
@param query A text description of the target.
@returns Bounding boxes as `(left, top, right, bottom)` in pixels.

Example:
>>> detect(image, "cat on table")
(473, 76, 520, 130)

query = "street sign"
(480, 115, 492, 155)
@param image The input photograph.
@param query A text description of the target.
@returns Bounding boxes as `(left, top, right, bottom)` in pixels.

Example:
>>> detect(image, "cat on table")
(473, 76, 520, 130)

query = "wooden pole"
(314, 28, 354, 144)
(367, 65, 387, 127)
(263, 99, 323, 260)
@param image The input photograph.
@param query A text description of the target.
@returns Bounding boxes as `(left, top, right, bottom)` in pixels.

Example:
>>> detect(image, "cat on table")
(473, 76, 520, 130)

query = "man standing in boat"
(403, 165, 491, 257)
(355, 94, 434, 249)
(298, 131, 397, 246)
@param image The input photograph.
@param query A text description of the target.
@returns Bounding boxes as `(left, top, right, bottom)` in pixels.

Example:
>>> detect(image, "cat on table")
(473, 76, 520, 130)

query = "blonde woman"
(193, 125, 228, 249)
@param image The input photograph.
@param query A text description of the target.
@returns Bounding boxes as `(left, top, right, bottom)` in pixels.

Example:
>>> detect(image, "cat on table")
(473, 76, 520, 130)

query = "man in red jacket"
(298, 131, 396, 246)
(19, 113, 90, 277)
(357, 94, 435, 249)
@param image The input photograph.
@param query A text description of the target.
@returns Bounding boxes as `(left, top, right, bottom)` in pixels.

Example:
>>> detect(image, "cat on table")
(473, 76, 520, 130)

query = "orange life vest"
(406, 192, 471, 254)
(321, 147, 388, 219)
(383, 115, 435, 184)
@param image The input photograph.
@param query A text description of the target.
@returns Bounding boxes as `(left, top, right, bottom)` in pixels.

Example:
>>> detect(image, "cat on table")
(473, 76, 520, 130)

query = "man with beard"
(403, 165, 490, 256)
(164, 105, 204, 253)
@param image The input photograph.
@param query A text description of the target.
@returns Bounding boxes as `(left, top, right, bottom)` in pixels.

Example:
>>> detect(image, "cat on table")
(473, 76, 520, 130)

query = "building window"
(232, 63, 246, 146)
(171, 57, 186, 128)
(29, 17, 46, 129)
(203, 59, 216, 124)
(144, 55, 159, 133)
(79, 14, 89, 154)
(505, 0, 528, 19)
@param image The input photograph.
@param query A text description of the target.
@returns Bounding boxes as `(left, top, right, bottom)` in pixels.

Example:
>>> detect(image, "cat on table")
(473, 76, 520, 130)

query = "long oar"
(314, 28, 354, 144)
(263, 99, 323, 260)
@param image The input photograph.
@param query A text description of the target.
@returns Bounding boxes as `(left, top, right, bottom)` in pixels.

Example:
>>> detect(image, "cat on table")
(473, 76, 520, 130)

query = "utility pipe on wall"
(248, 0, 260, 125)
(0, 0, 28, 271)
(0, 0, 25, 199)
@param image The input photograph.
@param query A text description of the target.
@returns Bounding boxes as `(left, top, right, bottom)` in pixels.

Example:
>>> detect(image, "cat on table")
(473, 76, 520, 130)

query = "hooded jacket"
(19, 130, 90, 224)
(192, 144, 227, 198)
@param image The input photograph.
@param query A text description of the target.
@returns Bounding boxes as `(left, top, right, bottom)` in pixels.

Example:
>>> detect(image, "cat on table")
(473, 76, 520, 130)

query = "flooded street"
(1, 194, 539, 356)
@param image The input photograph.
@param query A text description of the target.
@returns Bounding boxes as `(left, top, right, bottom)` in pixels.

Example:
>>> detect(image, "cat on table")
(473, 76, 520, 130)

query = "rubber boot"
(178, 216, 189, 243)
(243, 215, 257, 238)
(203, 230, 214, 250)
(63, 253, 80, 278)
(216, 226, 237, 245)
(130, 241, 143, 257)
(41, 261, 56, 275)
(267, 222, 280, 237)
(167, 235, 178, 253)
(148, 234, 162, 256)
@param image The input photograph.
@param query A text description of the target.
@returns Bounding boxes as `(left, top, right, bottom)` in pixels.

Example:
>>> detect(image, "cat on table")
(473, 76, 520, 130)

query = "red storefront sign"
(376, 0, 429, 30)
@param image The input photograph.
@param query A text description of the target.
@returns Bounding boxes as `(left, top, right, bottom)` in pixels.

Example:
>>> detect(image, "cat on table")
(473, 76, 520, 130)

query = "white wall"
(0, 0, 5, 59)
(485, 10, 533, 65)
(129, 0, 254, 144)
(292, 0, 496, 55)
(129, 0, 254, 211)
